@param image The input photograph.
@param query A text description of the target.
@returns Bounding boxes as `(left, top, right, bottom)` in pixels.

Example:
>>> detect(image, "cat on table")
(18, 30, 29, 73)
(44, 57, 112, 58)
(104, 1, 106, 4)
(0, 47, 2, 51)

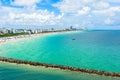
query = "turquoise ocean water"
(0, 30, 120, 80)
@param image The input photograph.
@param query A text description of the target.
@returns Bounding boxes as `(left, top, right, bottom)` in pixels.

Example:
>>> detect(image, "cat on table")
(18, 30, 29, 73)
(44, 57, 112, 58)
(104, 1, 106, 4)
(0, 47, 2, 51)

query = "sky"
(0, 0, 120, 29)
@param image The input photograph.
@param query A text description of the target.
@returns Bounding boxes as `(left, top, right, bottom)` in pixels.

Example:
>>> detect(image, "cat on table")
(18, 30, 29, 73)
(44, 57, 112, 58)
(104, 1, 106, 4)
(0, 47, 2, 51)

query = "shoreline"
(1, 30, 120, 77)
(0, 30, 80, 44)
(0, 56, 120, 77)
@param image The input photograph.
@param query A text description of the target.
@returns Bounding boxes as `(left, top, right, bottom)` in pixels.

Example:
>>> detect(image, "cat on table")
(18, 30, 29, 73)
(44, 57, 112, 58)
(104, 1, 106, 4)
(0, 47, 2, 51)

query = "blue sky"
(0, 0, 120, 29)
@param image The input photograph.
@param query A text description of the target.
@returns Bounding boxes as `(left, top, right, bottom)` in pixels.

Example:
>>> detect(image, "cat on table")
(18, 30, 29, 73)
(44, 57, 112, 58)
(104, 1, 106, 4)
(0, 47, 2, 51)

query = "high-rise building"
(70, 26, 73, 30)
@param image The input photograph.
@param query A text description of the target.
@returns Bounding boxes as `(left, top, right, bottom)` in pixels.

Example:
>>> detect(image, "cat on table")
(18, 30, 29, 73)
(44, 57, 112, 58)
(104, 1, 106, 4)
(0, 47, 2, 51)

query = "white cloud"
(92, 1, 110, 10)
(53, 0, 81, 14)
(93, 6, 120, 16)
(0, 0, 120, 29)
(106, 0, 120, 3)
(77, 6, 91, 15)
(12, 0, 41, 7)
(104, 18, 113, 24)
(53, 0, 120, 28)
(53, 0, 110, 14)
(0, 6, 63, 27)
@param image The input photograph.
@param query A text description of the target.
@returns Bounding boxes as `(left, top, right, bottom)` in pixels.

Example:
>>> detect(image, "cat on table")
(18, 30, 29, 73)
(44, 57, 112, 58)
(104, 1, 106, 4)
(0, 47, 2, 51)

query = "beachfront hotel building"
(0, 28, 9, 35)
(0, 26, 82, 36)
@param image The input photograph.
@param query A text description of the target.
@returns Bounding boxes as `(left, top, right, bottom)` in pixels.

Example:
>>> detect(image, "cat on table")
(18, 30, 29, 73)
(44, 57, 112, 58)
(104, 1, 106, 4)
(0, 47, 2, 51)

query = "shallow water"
(0, 62, 119, 80)
(0, 30, 120, 73)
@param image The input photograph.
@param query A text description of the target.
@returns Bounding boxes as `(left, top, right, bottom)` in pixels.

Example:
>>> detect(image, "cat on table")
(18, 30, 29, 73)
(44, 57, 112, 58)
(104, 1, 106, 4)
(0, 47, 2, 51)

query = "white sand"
(0, 31, 80, 44)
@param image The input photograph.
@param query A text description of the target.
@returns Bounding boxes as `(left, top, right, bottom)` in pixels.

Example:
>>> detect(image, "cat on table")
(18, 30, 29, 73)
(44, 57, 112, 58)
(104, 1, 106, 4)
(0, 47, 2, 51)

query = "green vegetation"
(0, 33, 28, 38)
(0, 30, 78, 38)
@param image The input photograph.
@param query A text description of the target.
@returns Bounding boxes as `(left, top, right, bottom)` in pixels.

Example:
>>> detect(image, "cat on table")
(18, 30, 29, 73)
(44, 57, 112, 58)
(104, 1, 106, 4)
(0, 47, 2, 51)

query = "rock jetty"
(0, 56, 120, 77)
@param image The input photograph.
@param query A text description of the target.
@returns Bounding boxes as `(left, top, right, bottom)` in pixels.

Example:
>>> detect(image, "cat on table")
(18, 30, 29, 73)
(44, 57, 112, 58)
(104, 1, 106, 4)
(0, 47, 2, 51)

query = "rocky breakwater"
(0, 56, 120, 77)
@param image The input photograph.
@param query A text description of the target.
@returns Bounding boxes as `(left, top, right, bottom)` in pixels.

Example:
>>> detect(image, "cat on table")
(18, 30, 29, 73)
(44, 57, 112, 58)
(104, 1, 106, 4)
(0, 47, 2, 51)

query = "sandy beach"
(0, 31, 80, 44)
(0, 30, 120, 80)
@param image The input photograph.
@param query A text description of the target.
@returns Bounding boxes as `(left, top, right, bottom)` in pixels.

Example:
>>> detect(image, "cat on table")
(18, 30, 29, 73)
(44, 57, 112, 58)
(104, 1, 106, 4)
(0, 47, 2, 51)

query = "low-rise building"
(1, 28, 9, 34)
(15, 29, 24, 33)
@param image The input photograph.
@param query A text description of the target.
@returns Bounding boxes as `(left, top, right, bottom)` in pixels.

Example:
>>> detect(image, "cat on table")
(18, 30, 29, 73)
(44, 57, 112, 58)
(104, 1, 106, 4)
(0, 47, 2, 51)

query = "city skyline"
(0, 0, 120, 29)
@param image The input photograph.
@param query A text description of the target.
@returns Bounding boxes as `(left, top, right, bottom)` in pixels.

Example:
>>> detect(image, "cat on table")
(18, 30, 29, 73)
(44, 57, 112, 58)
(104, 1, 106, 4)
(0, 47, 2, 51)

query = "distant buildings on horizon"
(0, 26, 84, 35)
